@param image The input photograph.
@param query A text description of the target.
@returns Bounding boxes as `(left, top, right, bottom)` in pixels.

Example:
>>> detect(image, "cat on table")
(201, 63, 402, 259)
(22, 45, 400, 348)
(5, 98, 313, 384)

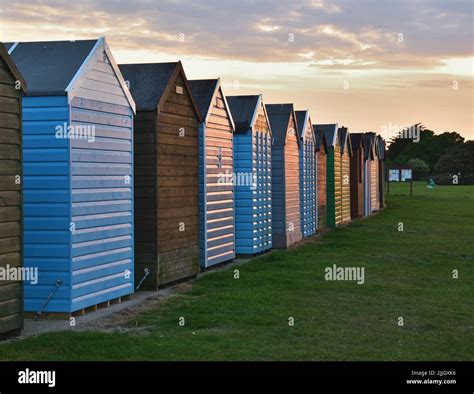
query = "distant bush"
(407, 158, 430, 180)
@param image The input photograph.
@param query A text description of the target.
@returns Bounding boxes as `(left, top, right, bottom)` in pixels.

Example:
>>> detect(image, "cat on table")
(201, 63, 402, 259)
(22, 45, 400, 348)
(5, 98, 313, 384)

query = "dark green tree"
(407, 158, 430, 180)
(434, 141, 474, 177)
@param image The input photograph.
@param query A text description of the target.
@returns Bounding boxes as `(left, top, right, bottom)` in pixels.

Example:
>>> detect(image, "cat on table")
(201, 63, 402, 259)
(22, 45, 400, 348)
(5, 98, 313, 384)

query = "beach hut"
(119, 62, 201, 289)
(338, 127, 352, 224)
(7, 38, 136, 314)
(226, 95, 272, 255)
(189, 78, 235, 269)
(366, 132, 379, 212)
(314, 127, 328, 230)
(362, 133, 376, 216)
(0, 44, 26, 334)
(266, 104, 302, 248)
(295, 110, 316, 237)
(314, 124, 340, 227)
(349, 133, 365, 219)
(377, 135, 386, 209)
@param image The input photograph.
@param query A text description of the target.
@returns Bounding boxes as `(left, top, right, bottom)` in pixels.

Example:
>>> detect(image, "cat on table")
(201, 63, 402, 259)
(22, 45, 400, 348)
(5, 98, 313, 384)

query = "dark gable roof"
(313, 124, 337, 148)
(7, 39, 98, 95)
(338, 127, 348, 150)
(119, 62, 178, 110)
(0, 44, 27, 93)
(295, 110, 308, 140)
(377, 136, 386, 160)
(314, 127, 327, 152)
(265, 103, 296, 146)
(350, 133, 364, 150)
(363, 132, 376, 160)
(226, 95, 260, 132)
(189, 79, 218, 119)
(338, 127, 352, 155)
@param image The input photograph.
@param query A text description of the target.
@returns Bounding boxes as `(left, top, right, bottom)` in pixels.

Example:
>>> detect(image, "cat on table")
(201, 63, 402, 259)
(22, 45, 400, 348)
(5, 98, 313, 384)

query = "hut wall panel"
(284, 118, 302, 247)
(255, 108, 272, 253)
(379, 160, 385, 208)
(271, 145, 285, 247)
(299, 121, 316, 237)
(341, 143, 351, 223)
(69, 56, 134, 310)
(364, 160, 372, 217)
(0, 55, 23, 333)
(156, 74, 199, 284)
(271, 115, 301, 249)
(22, 96, 72, 312)
(371, 159, 378, 212)
(133, 111, 157, 288)
(333, 143, 342, 226)
(234, 105, 271, 255)
(199, 88, 235, 268)
(326, 149, 335, 227)
(350, 148, 364, 219)
(317, 146, 327, 230)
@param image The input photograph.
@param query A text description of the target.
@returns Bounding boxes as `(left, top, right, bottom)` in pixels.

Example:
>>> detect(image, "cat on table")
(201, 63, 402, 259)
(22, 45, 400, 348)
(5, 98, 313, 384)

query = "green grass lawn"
(1, 182, 473, 361)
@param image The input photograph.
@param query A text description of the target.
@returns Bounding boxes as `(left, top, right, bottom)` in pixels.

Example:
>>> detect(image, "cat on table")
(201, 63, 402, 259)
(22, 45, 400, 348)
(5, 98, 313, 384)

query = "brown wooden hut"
(314, 126, 328, 230)
(0, 44, 26, 336)
(119, 62, 202, 289)
(349, 133, 365, 219)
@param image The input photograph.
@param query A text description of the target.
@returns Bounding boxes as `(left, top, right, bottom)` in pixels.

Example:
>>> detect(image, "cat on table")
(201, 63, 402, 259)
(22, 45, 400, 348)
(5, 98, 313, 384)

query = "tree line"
(386, 125, 473, 184)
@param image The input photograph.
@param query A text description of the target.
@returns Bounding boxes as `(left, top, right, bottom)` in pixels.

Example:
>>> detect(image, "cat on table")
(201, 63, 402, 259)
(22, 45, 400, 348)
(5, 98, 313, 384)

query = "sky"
(1, 0, 473, 140)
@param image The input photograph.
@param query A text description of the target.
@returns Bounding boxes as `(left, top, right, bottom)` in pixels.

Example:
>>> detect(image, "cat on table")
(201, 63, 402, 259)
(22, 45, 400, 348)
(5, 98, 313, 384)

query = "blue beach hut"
(226, 95, 272, 255)
(7, 38, 136, 314)
(265, 104, 302, 249)
(295, 110, 317, 237)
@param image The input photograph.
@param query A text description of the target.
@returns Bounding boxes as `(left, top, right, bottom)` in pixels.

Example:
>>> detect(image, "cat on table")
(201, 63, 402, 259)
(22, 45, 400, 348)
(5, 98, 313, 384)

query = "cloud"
(1, 0, 472, 138)
(2, 0, 472, 68)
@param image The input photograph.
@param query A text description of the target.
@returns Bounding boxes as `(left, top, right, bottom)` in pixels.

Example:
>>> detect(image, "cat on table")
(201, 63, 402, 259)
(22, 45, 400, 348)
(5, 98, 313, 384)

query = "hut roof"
(363, 133, 377, 160)
(226, 95, 264, 133)
(313, 124, 338, 147)
(265, 103, 298, 146)
(0, 44, 27, 93)
(189, 78, 235, 131)
(349, 133, 365, 151)
(7, 38, 135, 110)
(295, 110, 316, 143)
(119, 62, 181, 111)
(314, 127, 328, 152)
(5, 39, 97, 96)
(189, 79, 218, 118)
(377, 136, 386, 160)
(338, 126, 352, 155)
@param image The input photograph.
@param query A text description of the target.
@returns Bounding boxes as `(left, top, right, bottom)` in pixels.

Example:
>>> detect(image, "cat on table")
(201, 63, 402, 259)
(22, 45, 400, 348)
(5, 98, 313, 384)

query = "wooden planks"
(156, 70, 200, 286)
(341, 142, 351, 223)
(200, 86, 235, 268)
(0, 53, 23, 334)
(284, 115, 302, 246)
(350, 146, 364, 219)
(317, 145, 327, 230)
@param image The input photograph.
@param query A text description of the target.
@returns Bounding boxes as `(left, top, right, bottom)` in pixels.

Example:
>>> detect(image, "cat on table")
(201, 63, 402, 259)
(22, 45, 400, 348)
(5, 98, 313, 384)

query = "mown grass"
(1, 182, 472, 360)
